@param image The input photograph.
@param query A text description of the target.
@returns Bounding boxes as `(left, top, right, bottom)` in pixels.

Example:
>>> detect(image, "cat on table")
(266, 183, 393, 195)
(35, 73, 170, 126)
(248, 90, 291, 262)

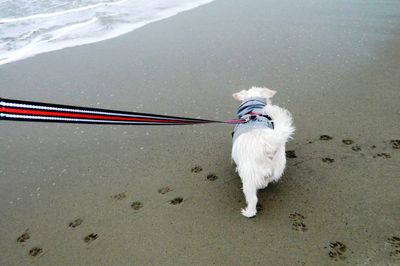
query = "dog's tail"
(264, 105, 295, 144)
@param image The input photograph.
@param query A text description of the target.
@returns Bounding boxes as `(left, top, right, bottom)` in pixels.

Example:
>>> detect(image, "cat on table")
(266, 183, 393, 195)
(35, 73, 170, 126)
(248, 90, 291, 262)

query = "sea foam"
(0, 0, 214, 66)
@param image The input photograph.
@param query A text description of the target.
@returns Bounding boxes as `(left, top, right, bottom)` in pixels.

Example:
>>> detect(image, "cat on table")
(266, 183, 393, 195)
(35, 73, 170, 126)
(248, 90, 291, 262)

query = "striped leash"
(0, 98, 246, 125)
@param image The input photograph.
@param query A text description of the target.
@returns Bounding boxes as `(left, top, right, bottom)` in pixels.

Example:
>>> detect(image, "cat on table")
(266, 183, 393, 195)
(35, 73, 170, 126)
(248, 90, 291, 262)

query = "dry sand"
(1, 0, 399, 265)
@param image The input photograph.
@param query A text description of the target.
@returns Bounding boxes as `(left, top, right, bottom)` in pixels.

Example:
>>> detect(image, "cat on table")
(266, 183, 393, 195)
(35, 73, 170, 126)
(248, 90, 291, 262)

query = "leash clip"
(242, 113, 259, 123)
(241, 114, 252, 123)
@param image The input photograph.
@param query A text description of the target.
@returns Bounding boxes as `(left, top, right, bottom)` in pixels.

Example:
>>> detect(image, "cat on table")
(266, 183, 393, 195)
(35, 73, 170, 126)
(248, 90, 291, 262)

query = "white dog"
(232, 87, 295, 218)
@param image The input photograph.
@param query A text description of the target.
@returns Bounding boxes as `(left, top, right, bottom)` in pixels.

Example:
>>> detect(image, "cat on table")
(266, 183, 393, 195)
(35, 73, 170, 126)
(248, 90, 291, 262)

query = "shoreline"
(0, 0, 216, 66)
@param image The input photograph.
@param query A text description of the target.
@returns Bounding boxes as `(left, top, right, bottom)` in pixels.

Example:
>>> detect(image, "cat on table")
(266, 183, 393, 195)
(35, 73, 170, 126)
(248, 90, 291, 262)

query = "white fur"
(232, 87, 295, 218)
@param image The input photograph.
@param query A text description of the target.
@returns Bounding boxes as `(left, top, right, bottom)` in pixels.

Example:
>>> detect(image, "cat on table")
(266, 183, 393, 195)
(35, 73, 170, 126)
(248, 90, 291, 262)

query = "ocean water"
(0, 0, 214, 66)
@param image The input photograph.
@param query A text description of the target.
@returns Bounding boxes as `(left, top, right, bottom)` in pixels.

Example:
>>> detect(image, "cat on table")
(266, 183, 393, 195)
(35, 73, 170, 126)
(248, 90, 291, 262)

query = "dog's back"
(232, 104, 294, 188)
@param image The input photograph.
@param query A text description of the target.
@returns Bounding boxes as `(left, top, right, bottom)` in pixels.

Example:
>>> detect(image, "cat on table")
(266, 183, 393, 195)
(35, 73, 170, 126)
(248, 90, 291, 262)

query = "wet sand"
(1, 0, 399, 265)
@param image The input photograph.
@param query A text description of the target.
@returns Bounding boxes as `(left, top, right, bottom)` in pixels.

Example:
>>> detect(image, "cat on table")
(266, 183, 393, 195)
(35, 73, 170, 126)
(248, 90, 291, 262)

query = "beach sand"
(1, 0, 399, 264)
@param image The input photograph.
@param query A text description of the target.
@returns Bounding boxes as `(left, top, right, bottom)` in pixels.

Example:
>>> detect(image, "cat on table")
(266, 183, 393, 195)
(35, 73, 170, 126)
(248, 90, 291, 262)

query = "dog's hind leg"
(271, 146, 286, 182)
(241, 180, 258, 218)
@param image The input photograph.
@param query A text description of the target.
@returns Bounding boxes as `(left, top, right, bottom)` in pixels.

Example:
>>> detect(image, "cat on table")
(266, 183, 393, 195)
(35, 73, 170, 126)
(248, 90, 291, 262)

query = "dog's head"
(232, 87, 276, 103)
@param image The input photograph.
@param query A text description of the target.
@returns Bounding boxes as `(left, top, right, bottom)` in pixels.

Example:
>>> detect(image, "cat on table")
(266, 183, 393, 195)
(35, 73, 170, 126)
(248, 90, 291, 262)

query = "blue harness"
(232, 97, 274, 143)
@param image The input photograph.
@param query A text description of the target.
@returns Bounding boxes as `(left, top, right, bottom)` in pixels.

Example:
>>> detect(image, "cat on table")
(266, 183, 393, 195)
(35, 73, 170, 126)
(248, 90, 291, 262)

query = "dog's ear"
(261, 88, 277, 98)
(232, 90, 248, 101)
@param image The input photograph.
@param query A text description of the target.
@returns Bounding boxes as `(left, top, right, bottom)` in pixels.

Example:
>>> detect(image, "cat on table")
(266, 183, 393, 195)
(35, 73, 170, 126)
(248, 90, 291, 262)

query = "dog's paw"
(241, 208, 257, 218)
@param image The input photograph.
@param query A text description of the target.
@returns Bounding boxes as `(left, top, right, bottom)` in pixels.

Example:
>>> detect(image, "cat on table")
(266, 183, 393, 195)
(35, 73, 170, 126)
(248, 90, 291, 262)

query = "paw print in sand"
(351, 145, 361, 152)
(158, 186, 173, 194)
(17, 229, 30, 243)
(320, 135, 333, 141)
(342, 139, 354, 145)
(191, 166, 203, 173)
(322, 157, 334, 164)
(206, 173, 218, 181)
(286, 150, 297, 159)
(289, 212, 307, 232)
(84, 233, 99, 244)
(374, 153, 391, 159)
(391, 140, 400, 149)
(131, 201, 144, 210)
(386, 236, 400, 259)
(68, 218, 83, 228)
(29, 247, 43, 257)
(170, 197, 184, 205)
(328, 241, 347, 260)
(111, 192, 126, 200)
